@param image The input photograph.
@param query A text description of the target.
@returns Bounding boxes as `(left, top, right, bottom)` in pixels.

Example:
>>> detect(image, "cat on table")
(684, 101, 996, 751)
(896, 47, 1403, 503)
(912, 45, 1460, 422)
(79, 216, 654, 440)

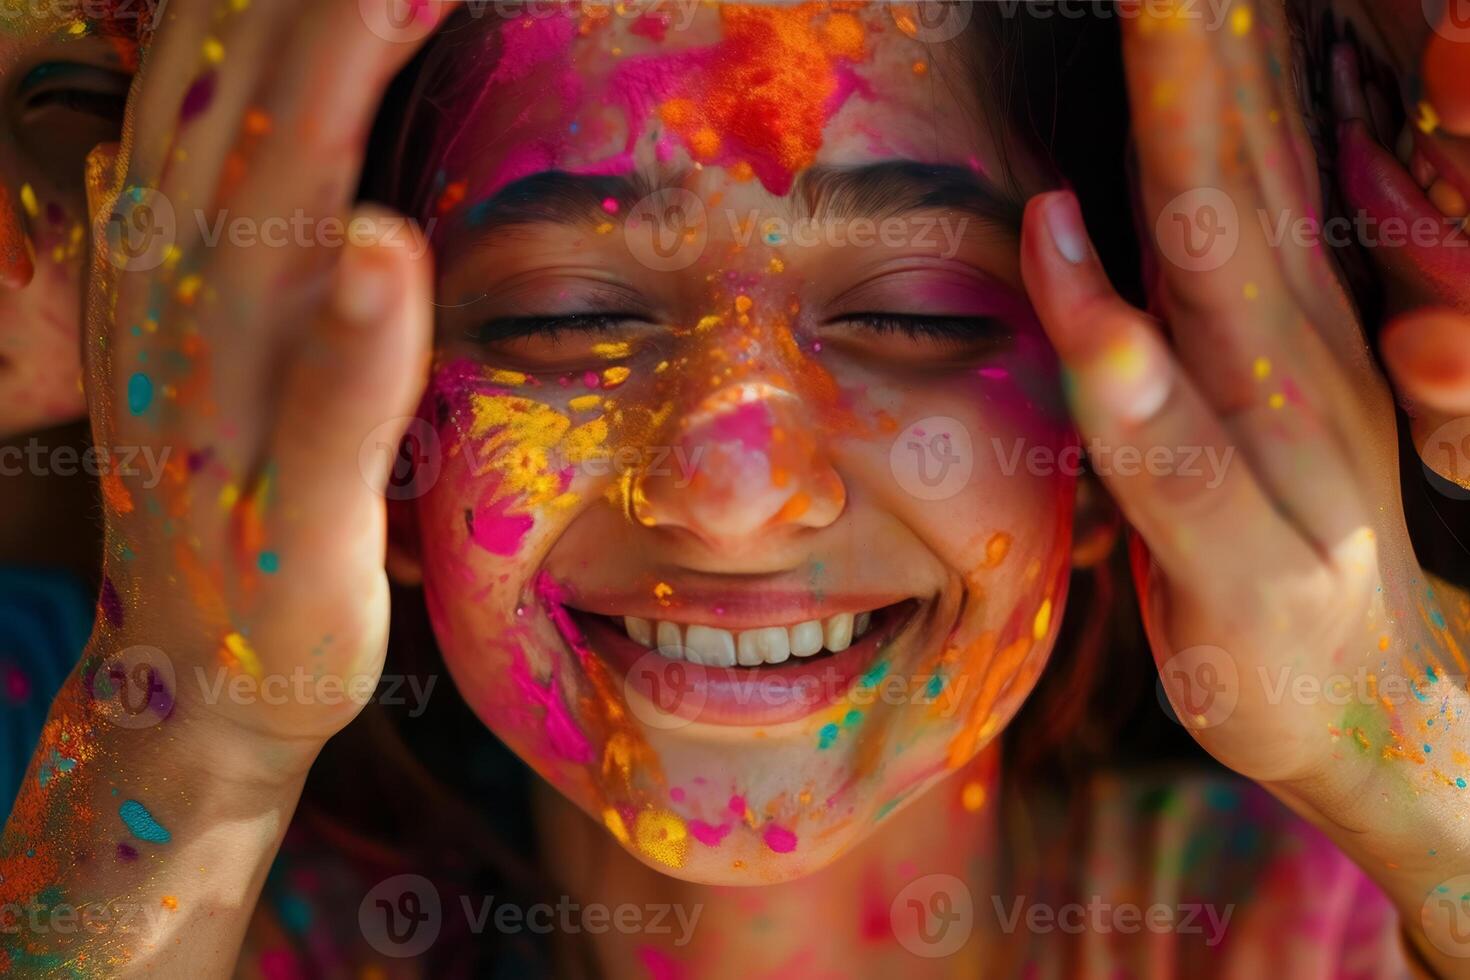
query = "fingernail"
(335, 242, 392, 326)
(1045, 192, 1090, 265)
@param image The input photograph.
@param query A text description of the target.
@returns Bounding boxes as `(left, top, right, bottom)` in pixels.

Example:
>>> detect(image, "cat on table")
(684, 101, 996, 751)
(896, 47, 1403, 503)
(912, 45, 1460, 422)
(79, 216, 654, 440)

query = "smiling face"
(0, 11, 134, 439)
(395, 3, 1074, 884)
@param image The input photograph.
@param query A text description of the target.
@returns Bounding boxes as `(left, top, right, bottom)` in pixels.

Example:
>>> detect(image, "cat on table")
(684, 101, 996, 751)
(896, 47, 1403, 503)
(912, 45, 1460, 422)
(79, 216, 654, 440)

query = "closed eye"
(835, 313, 1012, 342)
(17, 63, 130, 122)
(465, 312, 647, 346)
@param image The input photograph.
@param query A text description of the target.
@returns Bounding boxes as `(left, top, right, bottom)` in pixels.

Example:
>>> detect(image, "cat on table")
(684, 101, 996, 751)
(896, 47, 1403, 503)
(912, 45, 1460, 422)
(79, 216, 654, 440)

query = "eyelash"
(19, 64, 131, 122)
(467, 313, 1004, 344)
(837, 313, 1007, 341)
(465, 313, 640, 345)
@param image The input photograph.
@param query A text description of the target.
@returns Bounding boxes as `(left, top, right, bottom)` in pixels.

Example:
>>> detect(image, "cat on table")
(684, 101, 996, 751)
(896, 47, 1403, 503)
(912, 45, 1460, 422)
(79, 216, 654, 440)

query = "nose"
(633, 381, 845, 550)
(0, 182, 35, 290)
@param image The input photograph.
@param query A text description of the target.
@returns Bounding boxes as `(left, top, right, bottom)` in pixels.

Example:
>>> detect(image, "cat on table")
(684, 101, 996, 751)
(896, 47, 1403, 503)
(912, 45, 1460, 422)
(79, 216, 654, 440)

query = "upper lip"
(564, 590, 917, 630)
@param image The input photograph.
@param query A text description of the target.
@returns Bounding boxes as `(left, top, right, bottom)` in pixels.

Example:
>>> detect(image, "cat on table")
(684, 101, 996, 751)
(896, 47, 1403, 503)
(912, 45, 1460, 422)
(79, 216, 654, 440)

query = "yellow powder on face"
(635, 809, 689, 869)
(985, 532, 1011, 567)
(961, 781, 986, 812)
(603, 808, 629, 843)
(1032, 599, 1053, 641)
(467, 393, 607, 510)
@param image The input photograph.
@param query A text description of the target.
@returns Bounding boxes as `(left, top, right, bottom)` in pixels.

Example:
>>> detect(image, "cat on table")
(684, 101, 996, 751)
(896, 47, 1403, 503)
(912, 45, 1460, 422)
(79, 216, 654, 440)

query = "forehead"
(426, 2, 999, 219)
(0, 6, 140, 69)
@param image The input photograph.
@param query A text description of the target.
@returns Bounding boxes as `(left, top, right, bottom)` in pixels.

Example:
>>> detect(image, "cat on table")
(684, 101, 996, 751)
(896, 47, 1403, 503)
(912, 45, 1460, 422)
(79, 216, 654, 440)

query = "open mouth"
(1303, 7, 1470, 311)
(560, 599, 925, 727)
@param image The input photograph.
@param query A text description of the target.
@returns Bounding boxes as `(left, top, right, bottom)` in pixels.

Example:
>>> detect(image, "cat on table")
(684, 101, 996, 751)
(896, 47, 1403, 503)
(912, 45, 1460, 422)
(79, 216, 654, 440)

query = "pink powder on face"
(629, 12, 670, 43)
(470, 495, 535, 556)
(708, 401, 773, 451)
(762, 823, 798, 853)
(509, 645, 593, 764)
(688, 820, 730, 847)
(491, 14, 580, 85)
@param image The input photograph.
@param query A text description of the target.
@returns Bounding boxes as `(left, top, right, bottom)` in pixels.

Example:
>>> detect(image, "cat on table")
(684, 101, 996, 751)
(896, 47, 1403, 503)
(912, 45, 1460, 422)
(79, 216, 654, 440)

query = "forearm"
(1, 643, 314, 978)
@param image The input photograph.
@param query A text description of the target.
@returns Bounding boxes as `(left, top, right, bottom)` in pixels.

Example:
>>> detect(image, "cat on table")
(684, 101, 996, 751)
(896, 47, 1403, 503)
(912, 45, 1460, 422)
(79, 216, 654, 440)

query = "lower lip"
(562, 602, 918, 727)
(1337, 120, 1470, 310)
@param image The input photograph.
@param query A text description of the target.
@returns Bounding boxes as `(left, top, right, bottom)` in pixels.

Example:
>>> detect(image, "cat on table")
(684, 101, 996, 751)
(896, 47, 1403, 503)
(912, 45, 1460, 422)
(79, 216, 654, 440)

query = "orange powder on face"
(622, 4, 868, 195)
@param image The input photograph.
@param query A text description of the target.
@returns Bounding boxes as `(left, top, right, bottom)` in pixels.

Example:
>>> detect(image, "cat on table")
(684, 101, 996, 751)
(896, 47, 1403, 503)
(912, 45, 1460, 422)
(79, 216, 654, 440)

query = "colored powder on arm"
(119, 799, 171, 844)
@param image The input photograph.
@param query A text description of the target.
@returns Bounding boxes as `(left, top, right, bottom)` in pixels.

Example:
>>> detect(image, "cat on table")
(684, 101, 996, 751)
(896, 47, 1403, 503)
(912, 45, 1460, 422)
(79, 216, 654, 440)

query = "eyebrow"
(458, 160, 1023, 237)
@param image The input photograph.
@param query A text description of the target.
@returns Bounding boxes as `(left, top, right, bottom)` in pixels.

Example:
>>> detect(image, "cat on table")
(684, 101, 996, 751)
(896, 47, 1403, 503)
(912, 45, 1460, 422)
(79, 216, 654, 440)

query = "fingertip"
(1382, 308, 1470, 415)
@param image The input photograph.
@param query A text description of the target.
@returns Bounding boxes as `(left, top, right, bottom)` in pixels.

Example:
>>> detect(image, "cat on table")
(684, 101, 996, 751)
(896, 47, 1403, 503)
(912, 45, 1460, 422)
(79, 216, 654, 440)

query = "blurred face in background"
(0, 8, 136, 439)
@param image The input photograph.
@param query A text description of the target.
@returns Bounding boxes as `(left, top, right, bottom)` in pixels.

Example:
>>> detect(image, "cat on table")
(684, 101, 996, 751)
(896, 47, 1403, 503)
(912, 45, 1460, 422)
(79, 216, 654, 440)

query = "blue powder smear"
(119, 799, 171, 844)
(127, 373, 153, 415)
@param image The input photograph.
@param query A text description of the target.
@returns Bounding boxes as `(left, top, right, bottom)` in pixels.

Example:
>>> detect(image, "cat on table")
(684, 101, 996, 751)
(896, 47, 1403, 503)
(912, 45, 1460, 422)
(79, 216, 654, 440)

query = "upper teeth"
(1397, 122, 1468, 221)
(623, 611, 875, 666)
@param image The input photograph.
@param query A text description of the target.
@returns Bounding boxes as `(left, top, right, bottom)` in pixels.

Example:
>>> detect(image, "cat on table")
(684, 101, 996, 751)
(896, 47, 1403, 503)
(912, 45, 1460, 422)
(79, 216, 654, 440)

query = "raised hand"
(1020, 0, 1470, 972)
(2, 1, 448, 974)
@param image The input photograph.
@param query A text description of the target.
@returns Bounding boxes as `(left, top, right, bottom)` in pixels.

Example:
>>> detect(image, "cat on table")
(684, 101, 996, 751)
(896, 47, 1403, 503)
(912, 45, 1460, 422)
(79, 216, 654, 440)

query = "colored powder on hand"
(119, 799, 171, 844)
(127, 372, 153, 415)
(180, 71, 217, 123)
